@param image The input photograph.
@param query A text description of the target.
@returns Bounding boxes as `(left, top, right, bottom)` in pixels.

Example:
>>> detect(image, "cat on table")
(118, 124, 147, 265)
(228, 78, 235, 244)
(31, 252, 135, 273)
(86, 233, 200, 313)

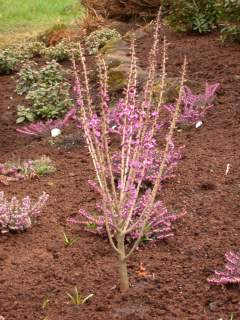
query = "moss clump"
(108, 70, 127, 92)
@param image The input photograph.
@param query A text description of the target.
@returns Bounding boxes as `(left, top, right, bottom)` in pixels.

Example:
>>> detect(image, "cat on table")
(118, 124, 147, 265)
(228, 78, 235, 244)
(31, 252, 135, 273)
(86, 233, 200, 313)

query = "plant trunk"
(117, 233, 129, 292)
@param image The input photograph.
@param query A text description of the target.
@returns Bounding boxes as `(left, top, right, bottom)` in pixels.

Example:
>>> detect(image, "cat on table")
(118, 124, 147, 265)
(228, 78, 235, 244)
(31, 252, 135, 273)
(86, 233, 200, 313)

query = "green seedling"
(63, 232, 80, 247)
(42, 297, 50, 309)
(66, 287, 93, 305)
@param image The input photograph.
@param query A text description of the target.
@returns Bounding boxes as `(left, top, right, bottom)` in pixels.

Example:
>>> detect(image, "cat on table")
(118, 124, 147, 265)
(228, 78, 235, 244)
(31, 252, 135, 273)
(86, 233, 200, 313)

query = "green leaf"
(16, 116, 26, 123)
(26, 113, 34, 121)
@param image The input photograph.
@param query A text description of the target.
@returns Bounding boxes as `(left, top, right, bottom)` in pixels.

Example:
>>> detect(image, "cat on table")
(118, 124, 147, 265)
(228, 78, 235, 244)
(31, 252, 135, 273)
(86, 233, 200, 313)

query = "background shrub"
(164, 0, 220, 34)
(219, 0, 240, 43)
(85, 28, 121, 54)
(42, 40, 79, 62)
(16, 61, 73, 122)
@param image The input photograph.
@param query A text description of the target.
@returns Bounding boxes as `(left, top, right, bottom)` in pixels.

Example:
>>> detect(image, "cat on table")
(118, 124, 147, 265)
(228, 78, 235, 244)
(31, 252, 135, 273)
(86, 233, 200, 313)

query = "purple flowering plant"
(0, 191, 49, 233)
(163, 82, 220, 125)
(208, 252, 240, 285)
(16, 107, 78, 137)
(70, 10, 186, 292)
(0, 156, 55, 185)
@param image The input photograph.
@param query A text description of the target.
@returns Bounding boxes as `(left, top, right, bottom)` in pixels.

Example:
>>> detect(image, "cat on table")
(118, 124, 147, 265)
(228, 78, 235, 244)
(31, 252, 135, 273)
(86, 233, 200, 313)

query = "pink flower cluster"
(16, 108, 78, 137)
(0, 191, 49, 233)
(0, 164, 24, 182)
(87, 97, 184, 185)
(208, 251, 240, 285)
(112, 139, 184, 185)
(69, 182, 184, 242)
(163, 83, 220, 125)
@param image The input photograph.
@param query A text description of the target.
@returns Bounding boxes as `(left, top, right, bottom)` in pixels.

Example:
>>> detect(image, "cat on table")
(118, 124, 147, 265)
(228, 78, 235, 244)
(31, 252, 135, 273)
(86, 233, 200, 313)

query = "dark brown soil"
(1, 29, 240, 320)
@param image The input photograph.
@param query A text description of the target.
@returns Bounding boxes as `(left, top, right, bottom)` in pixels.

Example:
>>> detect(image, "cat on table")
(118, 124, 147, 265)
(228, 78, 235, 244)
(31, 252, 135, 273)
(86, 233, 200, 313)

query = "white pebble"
(51, 128, 61, 137)
(195, 121, 203, 128)
(225, 163, 230, 175)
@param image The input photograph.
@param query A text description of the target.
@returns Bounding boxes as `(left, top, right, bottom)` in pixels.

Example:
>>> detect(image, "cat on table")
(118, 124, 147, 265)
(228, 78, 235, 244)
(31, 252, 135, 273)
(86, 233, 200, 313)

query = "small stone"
(51, 128, 61, 137)
(69, 173, 76, 177)
(196, 120, 203, 128)
(208, 301, 218, 311)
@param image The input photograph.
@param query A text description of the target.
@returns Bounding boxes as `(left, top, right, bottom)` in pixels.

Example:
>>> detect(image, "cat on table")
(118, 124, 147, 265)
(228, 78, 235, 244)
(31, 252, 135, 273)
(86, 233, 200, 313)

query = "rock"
(124, 28, 148, 41)
(153, 77, 200, 104)
(208, 301, 218, 311)
(51, 128, 61, 137)
(100, 38, 130, 55)
(108, 64, 146, 92)
(99, 38, 147, 93)
(106, 21, 131, 35)
(196, 120, 203, 128)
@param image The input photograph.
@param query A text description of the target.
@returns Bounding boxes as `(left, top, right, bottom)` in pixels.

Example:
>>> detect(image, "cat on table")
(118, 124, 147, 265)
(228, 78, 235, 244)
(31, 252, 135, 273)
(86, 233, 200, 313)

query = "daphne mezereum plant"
(208, 251, 240, 285)
(70, 11, 186, 292)
(0, 192, 49, 233)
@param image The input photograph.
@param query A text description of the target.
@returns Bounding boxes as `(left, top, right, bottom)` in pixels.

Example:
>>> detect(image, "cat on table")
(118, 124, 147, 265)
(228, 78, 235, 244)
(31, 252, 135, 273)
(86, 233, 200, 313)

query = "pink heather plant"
(0, 163, 23, 183)
(0, 191, 49, 233)
(0, 157, 55, 185)
(16, 107, 78, 137)
(0, 160, 36, 183)
(163, 83, 220, 125)
(70, 10, 186, 292)
(208, 252, 240, 285)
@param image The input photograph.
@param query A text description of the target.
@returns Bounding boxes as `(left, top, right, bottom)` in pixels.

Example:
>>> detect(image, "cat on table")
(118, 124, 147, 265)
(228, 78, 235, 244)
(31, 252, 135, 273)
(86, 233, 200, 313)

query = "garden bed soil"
(0, 29, 240, 320)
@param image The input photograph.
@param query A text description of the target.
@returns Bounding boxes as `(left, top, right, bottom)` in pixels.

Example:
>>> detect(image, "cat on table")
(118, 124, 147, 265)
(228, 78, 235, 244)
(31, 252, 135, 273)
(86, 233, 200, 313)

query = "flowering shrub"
(108, 99, 184, 184)
(0, 191, 49, 233)
(85, 28, 121, 54)
(16, 107, 77, 137)
(70, 183, 184, 242)
(70, 10, 186, 292)
(163, 83, 220, 125)
(16, 61, 73, 122)
(0, 156, 55, 185)
(208, 251, 240, 285)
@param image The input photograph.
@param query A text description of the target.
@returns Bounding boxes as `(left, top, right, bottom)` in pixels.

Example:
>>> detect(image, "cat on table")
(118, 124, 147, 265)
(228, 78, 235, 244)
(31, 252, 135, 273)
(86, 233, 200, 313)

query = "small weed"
(31, 156, 56, 176)
(63, 232, 80, 247)
(66, 287, 93, 305)
(42, 297, 50, 309)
